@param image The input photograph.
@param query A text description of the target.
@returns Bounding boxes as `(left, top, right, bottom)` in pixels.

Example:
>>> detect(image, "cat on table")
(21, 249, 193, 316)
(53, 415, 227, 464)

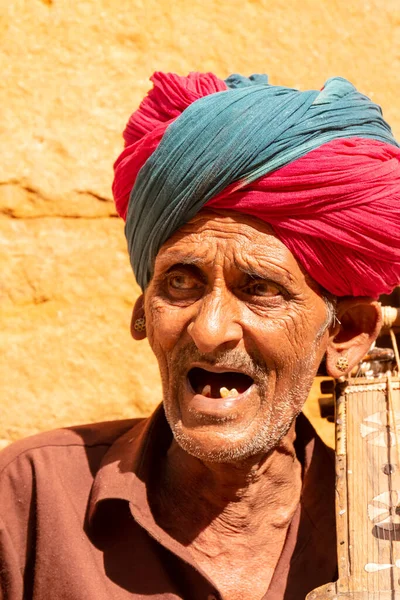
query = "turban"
(113, 72, 400, 297)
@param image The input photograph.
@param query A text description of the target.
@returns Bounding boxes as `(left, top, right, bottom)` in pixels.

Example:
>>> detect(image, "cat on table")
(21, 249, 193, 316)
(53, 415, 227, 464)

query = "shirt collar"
(88, 403, 169, 526)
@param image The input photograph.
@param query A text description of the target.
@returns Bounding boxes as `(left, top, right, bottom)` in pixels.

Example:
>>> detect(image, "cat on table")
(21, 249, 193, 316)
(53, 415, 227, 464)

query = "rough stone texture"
(2, 0, 399, 446)
(0, 217, 161, 443)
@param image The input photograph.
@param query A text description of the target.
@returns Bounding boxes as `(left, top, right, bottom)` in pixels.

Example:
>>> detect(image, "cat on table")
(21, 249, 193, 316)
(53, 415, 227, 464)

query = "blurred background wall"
(1, 0, 399, 448)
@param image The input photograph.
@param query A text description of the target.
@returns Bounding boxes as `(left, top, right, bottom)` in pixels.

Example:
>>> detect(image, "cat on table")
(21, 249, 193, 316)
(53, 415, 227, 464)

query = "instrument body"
(307, 375, 400, 599)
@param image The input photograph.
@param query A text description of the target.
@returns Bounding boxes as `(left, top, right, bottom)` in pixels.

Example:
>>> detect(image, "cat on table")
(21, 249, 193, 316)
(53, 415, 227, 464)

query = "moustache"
(172, 344, 268, 382)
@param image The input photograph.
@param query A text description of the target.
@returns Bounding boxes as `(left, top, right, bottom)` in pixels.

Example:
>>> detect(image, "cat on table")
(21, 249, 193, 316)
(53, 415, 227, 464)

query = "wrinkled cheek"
(259, 322, 320, 408)
(276, 352, 318, 416)
(266, 311, 323, 367)
(255, 321, 300, 371)
(145, 301, 189, 367)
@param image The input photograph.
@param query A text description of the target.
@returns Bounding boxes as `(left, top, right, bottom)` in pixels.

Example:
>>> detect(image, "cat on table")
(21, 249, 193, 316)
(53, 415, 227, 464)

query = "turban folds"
(113, 72, 400, 297)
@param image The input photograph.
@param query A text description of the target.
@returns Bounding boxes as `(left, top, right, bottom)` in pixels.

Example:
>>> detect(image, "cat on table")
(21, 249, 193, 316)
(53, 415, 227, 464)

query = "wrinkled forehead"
(154, 209, 316, 289)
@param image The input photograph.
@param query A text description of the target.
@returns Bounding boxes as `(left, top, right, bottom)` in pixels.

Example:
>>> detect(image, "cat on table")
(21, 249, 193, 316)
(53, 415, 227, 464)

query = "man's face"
(144, 210, 330, 462)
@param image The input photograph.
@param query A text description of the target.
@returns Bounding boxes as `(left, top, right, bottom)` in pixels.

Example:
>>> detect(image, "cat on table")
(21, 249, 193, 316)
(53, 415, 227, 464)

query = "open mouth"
(187, 367, 254, 399)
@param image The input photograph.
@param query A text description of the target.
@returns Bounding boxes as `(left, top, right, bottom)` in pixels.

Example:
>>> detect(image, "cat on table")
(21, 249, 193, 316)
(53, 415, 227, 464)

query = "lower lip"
(186, 383, 254, 420)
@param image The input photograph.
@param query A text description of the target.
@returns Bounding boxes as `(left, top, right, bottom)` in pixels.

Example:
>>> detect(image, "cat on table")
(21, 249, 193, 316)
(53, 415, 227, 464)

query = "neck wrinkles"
(153, 422, 302, 543)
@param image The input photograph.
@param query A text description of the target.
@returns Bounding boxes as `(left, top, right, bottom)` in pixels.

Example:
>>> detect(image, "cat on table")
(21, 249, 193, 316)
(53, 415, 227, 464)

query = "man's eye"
(243, 281, 281, 297)
(168, 274, 201, 290)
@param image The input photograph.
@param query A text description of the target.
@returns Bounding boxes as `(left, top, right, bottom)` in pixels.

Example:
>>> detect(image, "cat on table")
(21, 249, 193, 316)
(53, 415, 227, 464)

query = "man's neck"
(153, 423, 302, 545)
(150, 424, 303, 600)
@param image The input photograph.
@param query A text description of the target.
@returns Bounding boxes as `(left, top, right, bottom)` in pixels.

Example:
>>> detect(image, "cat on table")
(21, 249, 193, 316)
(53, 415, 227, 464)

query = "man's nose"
(187, 291, 243, 353)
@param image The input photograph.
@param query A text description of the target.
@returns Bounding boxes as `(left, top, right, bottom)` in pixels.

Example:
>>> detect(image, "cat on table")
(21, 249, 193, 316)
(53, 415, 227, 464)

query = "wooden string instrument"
(307, 306, 400, 599)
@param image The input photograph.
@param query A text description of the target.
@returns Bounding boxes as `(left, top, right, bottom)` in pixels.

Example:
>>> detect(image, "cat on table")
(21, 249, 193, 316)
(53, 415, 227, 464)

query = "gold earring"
(133, 316, 146, 332)
(336, 355, 349, 372)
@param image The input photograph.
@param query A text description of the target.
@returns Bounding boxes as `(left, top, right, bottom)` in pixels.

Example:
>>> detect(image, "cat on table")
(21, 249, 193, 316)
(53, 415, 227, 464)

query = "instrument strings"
(385, 329, 399, 594)
(363, 328, 399, 596)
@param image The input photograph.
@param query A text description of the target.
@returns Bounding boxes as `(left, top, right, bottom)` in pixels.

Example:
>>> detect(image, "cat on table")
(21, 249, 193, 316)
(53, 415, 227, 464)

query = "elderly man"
(1, 72, 400, 600)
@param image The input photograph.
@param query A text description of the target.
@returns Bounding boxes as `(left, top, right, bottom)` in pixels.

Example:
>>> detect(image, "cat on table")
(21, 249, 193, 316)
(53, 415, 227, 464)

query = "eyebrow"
(236, 265, 267, 279)
(233, 256, 295, 286)
(232, 257, 269, 280)
(156, 252, 204, 269)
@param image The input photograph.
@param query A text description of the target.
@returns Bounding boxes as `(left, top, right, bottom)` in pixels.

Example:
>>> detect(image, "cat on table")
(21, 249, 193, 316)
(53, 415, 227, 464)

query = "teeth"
(220, 387, 239, 398)
(201, 385, 211, 397)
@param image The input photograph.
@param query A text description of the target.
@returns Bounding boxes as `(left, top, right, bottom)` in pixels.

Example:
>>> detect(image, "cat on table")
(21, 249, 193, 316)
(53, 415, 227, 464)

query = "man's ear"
(325, 298, 382, 378)
(130, 294, 147, 341)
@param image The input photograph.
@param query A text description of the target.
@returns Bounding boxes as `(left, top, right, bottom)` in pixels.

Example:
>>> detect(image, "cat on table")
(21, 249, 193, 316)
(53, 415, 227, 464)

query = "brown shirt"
(0, 405, 337, 600)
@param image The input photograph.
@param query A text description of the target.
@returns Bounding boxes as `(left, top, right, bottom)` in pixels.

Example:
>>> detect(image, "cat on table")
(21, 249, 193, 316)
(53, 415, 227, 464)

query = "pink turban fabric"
(207, 138, 400, 296)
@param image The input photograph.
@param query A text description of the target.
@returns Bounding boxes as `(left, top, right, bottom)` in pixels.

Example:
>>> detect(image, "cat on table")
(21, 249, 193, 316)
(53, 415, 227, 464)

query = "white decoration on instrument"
(360, 424, 379, 437)
(360, 411, 400, 447)
(365, 563, 394, 572)
(368, 490, 400, 529)
(365, 560, 400, 572)
(360, 424, 388, 447)
(368, 504, 389, 521)
(367, 412, 385, 425)
(361, 430, 388, 447)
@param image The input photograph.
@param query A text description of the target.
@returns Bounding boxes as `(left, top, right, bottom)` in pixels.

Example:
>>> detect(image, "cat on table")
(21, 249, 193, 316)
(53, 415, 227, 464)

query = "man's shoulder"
(0, 418, 145, 475)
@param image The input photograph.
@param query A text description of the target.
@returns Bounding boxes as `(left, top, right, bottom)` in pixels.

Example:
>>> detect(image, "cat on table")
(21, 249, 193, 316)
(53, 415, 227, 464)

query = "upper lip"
(185, 362, 253, 378)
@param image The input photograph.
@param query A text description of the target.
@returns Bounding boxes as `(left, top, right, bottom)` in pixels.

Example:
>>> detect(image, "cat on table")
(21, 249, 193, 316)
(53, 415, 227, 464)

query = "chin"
(166, 416, 293, 464)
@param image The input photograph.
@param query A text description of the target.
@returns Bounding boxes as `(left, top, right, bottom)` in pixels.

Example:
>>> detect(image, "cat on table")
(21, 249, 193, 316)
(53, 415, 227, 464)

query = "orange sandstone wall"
(1, 0, 399, 448)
